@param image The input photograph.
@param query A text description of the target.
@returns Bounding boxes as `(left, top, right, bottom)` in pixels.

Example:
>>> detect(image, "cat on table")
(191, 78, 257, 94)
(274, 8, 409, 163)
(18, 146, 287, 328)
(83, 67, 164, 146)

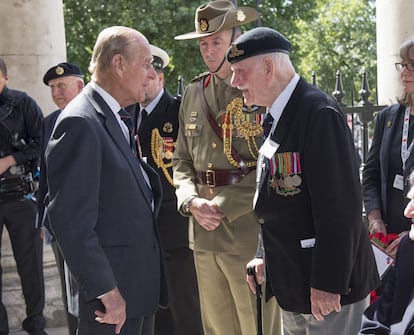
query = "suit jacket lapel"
(83, 85, 154, 208)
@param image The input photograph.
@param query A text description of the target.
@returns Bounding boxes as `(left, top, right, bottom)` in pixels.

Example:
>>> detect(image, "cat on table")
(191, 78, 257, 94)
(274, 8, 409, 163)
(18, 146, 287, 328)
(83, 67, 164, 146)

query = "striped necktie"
(118, 108, 138, 157)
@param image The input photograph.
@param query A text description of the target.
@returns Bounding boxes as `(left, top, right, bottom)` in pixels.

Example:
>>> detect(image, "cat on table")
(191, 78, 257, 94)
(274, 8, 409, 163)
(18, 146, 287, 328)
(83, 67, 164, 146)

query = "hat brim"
(150, 45, 169, 68)
(175, 7, 258, 40)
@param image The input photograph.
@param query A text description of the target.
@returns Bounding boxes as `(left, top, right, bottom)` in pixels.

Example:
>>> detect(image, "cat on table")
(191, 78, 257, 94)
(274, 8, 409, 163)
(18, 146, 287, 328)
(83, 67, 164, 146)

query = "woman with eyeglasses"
(363, 37, 414, 260)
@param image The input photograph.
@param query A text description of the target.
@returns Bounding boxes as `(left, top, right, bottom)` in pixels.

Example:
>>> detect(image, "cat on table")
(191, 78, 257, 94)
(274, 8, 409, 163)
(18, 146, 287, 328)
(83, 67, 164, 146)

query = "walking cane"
(247, 266, 263, 335)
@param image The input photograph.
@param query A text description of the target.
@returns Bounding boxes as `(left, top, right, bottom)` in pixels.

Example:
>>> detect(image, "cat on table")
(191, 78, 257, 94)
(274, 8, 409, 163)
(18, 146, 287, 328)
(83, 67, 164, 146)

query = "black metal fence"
(314, 70, 387, 172)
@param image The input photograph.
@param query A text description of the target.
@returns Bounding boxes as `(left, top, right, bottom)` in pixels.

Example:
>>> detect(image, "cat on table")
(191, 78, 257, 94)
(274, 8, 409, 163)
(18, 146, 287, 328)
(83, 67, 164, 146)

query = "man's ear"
(112, 54, 125, 76)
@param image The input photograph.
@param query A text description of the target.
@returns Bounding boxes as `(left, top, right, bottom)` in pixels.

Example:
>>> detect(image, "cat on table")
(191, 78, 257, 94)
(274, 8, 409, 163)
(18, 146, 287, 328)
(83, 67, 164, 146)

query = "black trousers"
(78, 316, 155, 335)
(154, 247, 204, 335)
(0, 199, 45, 333)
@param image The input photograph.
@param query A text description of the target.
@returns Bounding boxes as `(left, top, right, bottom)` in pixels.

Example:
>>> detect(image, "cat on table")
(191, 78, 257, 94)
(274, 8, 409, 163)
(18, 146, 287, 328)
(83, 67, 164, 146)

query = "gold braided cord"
(222, 97, 262, 168)
(151, 128, 174, 186)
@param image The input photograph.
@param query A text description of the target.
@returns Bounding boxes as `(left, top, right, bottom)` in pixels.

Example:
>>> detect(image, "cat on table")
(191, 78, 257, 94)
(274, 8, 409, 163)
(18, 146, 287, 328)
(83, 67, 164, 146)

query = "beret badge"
(55, 66, 64, 75)
(228, 44, 245, 59)
(200, 19, 209, 32)
(236, 9, 246, 22)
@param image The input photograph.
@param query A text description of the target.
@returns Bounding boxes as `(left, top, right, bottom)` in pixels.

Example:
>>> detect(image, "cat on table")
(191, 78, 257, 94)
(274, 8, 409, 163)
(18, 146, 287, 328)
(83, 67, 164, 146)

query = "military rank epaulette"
(190, 71, 210, 83)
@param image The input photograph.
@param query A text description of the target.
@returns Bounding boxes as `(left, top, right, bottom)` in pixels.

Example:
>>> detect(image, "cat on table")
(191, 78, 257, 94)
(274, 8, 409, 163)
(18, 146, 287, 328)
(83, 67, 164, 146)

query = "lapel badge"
(55, 66, 64, 75)
(191, 111, 198, 117)
(185, 124, 197, 130)
(386, 120, 392, 128)
(162, 122, 173, 133)
(200, 18, 209, 32)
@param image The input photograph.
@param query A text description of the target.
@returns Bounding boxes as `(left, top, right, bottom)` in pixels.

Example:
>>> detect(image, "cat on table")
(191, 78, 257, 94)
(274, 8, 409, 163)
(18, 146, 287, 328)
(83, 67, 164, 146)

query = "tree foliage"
(63, 0, 376, 103)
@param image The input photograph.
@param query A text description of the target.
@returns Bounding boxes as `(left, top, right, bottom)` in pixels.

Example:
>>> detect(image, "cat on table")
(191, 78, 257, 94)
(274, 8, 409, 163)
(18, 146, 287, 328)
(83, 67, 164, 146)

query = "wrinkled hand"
(385, 231, 409, 259)
(95, 287, 126, 334)
(246, 258, 265, 294)
(310, 288, 341, 321)
(189, 197, 225, 231)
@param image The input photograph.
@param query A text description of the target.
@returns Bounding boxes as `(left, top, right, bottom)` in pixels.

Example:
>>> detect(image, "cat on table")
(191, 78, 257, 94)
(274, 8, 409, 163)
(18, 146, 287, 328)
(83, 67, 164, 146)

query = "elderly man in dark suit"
(38, 62, 84, 335)
(227, 27, 380, 335)
(45, 26, 166, 335)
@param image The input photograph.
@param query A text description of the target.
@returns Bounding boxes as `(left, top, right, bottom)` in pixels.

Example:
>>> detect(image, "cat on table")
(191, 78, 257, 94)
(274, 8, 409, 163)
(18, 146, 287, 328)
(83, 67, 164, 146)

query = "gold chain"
(222, 97, 262, 168)
(151, 128, 175, 186)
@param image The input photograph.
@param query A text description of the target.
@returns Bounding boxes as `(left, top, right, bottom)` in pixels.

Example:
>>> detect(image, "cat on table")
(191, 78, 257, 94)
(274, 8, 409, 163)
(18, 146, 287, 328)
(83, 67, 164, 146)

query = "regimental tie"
(118, 108, 142, 158)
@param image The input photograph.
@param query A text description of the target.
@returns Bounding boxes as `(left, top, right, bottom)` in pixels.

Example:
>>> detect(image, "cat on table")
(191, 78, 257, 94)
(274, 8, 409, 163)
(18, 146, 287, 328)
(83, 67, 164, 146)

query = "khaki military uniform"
(173, 72, 282, 335)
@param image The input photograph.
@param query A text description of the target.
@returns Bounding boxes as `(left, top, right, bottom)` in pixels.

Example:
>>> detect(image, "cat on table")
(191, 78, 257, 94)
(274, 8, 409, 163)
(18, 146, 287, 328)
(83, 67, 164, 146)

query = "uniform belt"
(196, 169, 250, 187)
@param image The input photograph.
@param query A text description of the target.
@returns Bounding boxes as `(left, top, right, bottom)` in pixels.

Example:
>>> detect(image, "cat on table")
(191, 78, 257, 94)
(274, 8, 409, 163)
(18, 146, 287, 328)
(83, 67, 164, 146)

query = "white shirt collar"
(140, 88, 164, 115)
(268, 74, 300, 134)
(89, 81, 128, 137)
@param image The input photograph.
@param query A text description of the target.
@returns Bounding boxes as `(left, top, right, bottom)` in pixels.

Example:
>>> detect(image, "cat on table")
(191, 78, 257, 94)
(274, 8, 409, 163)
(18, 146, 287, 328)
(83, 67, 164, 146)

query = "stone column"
(0, 0, 67, 331)
(0, 0, 67, 115)
(376, 0, 414, 105)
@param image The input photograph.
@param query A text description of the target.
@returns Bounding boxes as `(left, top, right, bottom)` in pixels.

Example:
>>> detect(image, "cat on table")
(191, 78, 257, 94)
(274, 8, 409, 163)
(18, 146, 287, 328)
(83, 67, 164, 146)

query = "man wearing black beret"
(228, 27, 380, 335)
(38, 62, 84, 335)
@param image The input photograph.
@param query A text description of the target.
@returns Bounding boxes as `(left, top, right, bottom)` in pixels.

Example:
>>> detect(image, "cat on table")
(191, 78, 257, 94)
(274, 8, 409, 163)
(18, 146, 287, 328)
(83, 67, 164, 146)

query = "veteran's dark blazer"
(46, 83, 167, 319)
(363, 104, 414, 222)
(129, 89, 188, 250)
(360, 235, 414, 335)
(255, 77, 380, 314)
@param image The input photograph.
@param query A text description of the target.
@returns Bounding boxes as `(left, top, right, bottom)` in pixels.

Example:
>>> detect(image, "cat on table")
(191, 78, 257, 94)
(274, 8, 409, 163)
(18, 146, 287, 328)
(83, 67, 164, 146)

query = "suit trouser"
(78, 315, 154, 335)
(154, 246, 203, 335)
(283, 295, 369, 335)
(194, 251, 258, 335)
(51, 242, 79, 335)
(0, 199, 45, 333)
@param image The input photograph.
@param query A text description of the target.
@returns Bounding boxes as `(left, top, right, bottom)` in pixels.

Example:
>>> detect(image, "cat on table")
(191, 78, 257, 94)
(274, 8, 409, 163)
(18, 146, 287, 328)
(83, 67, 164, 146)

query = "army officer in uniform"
(173, 1, 282, 334)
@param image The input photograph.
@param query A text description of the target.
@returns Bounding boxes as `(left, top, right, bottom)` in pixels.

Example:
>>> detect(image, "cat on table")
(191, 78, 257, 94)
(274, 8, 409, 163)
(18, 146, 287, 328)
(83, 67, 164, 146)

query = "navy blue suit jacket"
(46, 83, 167, 319)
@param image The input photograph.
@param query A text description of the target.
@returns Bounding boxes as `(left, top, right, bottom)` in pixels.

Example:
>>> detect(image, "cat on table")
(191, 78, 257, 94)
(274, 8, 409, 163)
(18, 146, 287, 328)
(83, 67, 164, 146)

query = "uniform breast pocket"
(184, 124, 203, 157)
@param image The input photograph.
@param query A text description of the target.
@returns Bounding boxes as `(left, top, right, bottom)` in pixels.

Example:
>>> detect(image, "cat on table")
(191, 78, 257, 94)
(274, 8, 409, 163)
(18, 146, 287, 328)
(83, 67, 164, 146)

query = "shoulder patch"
(190, 71, 210, 83)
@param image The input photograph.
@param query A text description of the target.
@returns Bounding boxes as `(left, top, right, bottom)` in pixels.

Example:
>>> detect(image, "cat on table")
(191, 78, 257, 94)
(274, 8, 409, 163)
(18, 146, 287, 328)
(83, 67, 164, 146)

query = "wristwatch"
(182, 197, 194, 215)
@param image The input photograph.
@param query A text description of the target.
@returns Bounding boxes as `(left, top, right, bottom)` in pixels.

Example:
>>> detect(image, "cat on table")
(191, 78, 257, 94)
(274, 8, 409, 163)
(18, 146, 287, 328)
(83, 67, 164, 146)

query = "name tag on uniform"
(259, 137, 279, 159)
(393, 174, 404, 191)
(300, 238, 316, 249)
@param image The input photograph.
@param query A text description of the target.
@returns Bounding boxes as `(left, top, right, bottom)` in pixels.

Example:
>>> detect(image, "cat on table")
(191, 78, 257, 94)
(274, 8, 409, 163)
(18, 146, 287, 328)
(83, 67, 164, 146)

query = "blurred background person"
(127, 44, 203, 335)
(359, 169, 414, 335)
(0, 57, 46, 335)
(38, 62, 84, 335)
(363, 37, 414, 257)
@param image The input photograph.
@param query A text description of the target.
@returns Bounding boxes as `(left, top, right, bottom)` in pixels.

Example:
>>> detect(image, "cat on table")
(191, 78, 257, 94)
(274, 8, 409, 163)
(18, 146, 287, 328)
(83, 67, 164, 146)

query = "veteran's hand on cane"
(95, 287, 126, 334)
(246, 258, 265, 294)
(310, 287, 341, 321)
(189, 197, 225, 231)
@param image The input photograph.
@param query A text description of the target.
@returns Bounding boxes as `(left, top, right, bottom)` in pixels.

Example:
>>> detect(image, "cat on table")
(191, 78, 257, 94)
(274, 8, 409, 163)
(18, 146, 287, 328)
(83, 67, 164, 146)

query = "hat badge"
(236, 9, 246, 22)
(200, 18, 209, 32)
(55, 66, 64, 76)
(228, 44, 245, 59)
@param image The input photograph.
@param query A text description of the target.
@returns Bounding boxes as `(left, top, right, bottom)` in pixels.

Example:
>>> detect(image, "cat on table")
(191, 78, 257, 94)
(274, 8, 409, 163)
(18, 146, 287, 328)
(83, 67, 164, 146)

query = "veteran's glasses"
(395, 62, 414, 72)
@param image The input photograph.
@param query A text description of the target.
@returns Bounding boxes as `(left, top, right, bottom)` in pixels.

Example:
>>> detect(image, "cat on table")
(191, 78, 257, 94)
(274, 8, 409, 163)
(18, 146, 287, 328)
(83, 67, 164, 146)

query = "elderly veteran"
(172, 2, 283, 335)
(227, 27, 380, 335)
(38, 62, 85, 335)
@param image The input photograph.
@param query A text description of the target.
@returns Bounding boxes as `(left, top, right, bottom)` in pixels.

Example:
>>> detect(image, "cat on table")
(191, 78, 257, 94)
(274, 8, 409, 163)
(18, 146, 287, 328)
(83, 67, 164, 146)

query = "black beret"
(43, 62, 83, 86)
(226, 27, 291, 64)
